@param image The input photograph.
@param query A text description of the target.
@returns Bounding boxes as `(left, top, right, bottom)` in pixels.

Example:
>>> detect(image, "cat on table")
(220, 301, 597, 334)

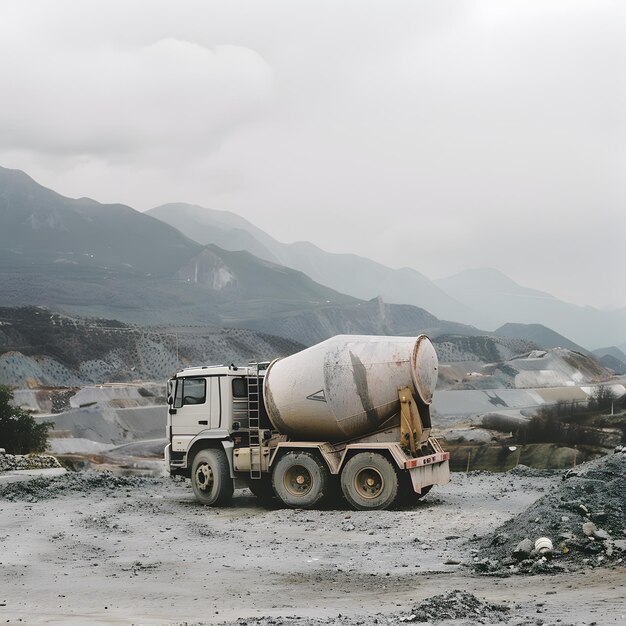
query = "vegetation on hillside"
(515, 386, 626, 447)
(0, 385, 52, 454)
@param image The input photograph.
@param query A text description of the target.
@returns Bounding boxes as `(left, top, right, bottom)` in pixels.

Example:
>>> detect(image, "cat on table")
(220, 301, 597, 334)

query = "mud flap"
(408, 460, 450, 493)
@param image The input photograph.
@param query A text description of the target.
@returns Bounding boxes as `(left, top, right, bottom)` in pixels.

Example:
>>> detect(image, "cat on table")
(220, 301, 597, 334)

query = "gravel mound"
(207, 591, 510, 626)
(398, 590, 510, 623)
(473, 450, 626, 575)
(0, 469, 163, 502)
(0, 453, 61, 472)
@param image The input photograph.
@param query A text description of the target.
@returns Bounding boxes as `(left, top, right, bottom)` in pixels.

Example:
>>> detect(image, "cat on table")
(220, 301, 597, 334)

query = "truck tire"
(340, 452, 399, 510)
(191, 448, 233, 506)
(272, 451, 330, 509)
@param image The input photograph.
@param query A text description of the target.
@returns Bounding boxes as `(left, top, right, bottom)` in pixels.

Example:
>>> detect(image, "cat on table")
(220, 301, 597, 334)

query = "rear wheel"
(191, 448, 233, 506)
(272, 451, 330, 509)
(340, 452, 399, 510)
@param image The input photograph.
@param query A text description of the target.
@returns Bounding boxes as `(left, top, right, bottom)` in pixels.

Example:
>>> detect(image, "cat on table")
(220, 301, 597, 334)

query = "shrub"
(589, 385, 618, 412)
(0, 385, 52, 454)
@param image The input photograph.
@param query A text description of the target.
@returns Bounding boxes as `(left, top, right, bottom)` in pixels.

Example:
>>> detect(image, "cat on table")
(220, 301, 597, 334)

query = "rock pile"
(473, 449, 626, 575)
(0, 469, 162, 501)
(211, 591, 510, 626)
(398, 590, 510, 623)
(0, 452, 61, 473)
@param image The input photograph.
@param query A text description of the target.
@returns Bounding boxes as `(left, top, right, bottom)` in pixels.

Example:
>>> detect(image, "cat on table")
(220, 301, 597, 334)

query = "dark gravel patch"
(0, 469, 163, 502)
(187, 590, 514, 626)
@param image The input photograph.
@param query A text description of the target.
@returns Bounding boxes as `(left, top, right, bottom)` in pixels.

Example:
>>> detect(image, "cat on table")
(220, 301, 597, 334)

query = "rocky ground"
(0, 456, 625, 626)
(474, 451, 626, 577)
(0, 452, 61, 473)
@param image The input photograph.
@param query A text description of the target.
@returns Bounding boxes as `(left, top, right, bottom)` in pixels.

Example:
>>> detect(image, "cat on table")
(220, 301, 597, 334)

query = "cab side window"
(232, 377, 247, 398)
(173, 378, 206, 407)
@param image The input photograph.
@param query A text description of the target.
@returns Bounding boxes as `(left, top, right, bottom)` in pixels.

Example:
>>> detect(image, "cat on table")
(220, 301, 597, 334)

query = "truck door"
(171, 377, 221, 435)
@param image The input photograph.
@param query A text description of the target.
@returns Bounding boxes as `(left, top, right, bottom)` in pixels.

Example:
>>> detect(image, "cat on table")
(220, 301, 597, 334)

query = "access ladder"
(247, 366, 262, 479)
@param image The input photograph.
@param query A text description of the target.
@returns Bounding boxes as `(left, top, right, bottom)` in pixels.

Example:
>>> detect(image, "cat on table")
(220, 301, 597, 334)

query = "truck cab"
(166, 363, 269, 486)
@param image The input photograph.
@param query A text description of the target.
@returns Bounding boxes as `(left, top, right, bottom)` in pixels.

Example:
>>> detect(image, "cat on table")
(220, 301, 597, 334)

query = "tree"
(589, 385, 617, 412)
(0, 385, 52, 454)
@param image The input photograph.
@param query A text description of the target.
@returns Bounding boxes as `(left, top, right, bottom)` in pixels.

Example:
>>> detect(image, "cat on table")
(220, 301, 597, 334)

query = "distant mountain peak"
(0, 165, 202, 276)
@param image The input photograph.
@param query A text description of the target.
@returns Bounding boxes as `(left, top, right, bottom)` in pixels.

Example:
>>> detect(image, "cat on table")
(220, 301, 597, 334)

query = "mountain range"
(0, 166, 471, 344)
(148, 203, 626, 349)
(147, 203, 473, 323)
(1, 165, 625, 353)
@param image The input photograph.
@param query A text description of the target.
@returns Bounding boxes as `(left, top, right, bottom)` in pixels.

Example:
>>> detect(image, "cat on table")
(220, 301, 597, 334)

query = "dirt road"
(0, 470, 624, 626)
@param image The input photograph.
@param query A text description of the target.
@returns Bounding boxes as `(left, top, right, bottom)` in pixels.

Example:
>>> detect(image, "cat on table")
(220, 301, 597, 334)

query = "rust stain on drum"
(263, 372, 288, 433)
(349, 351, 378, 429)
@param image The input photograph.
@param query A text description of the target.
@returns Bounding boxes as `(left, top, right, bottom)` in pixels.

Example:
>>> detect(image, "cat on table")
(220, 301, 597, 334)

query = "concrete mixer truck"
(165, 335, 450, 510)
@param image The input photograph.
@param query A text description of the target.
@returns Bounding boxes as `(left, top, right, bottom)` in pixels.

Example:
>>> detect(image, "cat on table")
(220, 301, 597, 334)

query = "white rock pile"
(0, 450, 61, 472)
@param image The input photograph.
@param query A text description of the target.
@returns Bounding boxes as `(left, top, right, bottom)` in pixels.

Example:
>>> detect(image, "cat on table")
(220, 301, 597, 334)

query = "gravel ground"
(0, 463, 624, 626)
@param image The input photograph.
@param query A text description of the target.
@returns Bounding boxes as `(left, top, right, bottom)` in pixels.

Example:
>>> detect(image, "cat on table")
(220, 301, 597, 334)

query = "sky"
(0, 1, 625, 309)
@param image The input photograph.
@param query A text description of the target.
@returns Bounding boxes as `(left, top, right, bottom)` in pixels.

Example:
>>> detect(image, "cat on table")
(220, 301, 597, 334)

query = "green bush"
(0, 385, 52, 454)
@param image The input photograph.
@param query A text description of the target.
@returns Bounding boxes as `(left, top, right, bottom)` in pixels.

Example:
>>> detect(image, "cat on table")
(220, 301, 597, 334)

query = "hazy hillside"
(597, 354, 626, 375)
(3, 168, 620, 357)
(434, 334, 540, 365)
(147, 204, 626, 350)
(0, 168, 485, 344)
(0, 166, 201, 275)
(2, 307, 611, 391)
(0, 169, 352, 327)
(0, 307, 306, 387)
(148, 203, 282, 264)
(593, 346, 626, 363)
(176, 245, 355, 307)
(591, 345, 626, 374)
(147, 203, 473, 322)
(495, 322, 590, 355)
(434, 332, 612, 391)
(435, 268, 626, 350)
(237, 297, 479, 347)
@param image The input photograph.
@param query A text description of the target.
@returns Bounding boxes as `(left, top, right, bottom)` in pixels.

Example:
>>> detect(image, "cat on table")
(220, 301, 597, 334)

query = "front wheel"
(340, 452, 399, 510)
(272, 451, 330, 509)
(191, 448, 233, 506)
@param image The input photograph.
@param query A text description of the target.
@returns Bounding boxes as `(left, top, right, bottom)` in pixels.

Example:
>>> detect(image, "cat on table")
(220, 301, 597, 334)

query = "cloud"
(0, 33, 273, 161)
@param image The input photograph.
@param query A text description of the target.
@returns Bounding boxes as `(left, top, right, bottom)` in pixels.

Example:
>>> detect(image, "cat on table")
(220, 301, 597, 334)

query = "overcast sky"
(1, 1, 625, 309)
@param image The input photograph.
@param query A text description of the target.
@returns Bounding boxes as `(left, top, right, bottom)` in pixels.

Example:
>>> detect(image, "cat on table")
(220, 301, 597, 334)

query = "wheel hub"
(354, 467, 384, 499)
(196, 463, 214, 492)
(284, 464, 313, 496)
